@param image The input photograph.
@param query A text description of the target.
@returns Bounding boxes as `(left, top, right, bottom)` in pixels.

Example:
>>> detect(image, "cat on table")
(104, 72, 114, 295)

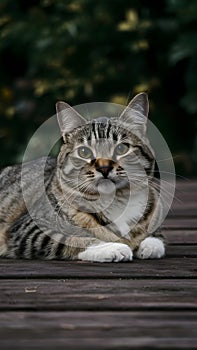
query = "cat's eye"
(114, 143, 129, 156)
(77, 146, 93, 159)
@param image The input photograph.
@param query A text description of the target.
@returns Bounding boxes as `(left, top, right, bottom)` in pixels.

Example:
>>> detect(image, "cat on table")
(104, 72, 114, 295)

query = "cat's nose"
(95, 158, 114, 178)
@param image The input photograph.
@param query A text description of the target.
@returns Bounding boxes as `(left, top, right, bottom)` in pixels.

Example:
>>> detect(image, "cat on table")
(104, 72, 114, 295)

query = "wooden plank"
(1, 337, 197, 350)
(163, 218, 197, 229)
(168, 206, 197, 217)
(0, 279, 197, 311)
(174, 194, 197, 201)
(173, 191, 197, 198)
(172, 197, 197, 206)
(0, 311, 197, 349)
(160, 180, 197, 217)
(175, 181, 197, 191)
(167, 245, 197, 257)
(163, 230, 197, 244)
(0, 257, 196, 279)
(168, 210, 197, 218)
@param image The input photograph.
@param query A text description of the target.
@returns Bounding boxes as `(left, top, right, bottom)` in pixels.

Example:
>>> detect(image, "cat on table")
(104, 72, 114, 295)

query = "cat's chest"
(102, 188, 148, 236)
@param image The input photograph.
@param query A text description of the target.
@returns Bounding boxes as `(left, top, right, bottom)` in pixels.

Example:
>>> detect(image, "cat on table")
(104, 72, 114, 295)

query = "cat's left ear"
(56, 101, 86, 140)
(119, 92, 149, 135)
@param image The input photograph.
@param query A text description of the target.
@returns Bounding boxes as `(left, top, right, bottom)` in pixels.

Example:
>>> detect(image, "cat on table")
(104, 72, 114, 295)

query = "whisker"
(151, 179, 181, 204)
(155, 154, 191, 167)
(51, 177, 95, 225)
(154, 170, 189, 181)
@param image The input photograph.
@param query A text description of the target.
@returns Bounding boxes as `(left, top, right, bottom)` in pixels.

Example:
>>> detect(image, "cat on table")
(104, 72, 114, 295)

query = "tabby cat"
(0, 93, 165, 262)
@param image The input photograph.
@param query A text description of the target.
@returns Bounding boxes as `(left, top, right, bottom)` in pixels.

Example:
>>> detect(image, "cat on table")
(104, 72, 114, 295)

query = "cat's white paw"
(136, 237, 165, 259)
(78, 242, 133, 262)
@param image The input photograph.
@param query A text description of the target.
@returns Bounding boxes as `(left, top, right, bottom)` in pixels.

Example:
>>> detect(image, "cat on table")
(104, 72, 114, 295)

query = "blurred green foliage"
(0, 0, 196, 175)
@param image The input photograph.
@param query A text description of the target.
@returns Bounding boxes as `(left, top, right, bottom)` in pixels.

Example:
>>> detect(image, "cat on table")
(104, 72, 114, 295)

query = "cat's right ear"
(119, 92, 149, 136)
(56, 101, 86, 141)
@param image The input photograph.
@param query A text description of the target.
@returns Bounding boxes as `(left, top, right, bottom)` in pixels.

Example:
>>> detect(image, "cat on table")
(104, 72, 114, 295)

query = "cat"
(0, 92, 165, 262)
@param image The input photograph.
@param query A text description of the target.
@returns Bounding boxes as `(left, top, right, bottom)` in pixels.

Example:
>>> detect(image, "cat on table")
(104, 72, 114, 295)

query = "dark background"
(0, 0, 196, 176)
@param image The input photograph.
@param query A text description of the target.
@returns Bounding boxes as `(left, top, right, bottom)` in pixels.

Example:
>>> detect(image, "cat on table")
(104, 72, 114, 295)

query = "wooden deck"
(0, 181, 197, 349)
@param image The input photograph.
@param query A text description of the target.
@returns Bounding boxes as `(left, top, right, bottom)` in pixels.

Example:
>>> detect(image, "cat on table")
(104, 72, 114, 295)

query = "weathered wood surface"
(1, 311, 197, 350)
(0, 180, 196, 349)
(0, 311, 197, 350)
(0, 279, 197, 311)
(0, 256, 196, 279)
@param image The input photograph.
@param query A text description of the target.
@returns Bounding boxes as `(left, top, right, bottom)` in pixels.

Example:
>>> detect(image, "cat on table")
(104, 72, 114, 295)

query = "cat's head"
(56, 93, 155, 197)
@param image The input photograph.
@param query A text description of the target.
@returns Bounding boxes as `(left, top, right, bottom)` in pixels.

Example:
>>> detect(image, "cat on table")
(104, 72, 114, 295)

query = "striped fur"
(0, 93, 165, 261)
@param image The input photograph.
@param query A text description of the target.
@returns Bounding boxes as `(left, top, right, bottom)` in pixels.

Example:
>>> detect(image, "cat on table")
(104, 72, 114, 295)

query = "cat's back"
(0, 157, 56, 224)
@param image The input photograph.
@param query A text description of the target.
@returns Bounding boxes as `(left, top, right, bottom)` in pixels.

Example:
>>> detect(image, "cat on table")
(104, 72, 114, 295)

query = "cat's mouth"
(76, 177, 129, 202)
(97, 178, 116, 195)
(94, 176, 129, 193)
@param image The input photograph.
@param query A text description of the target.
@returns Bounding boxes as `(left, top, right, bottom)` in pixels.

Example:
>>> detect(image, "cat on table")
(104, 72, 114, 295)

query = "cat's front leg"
(135, 236, 165, 259)
(78, 242, 133, 262)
